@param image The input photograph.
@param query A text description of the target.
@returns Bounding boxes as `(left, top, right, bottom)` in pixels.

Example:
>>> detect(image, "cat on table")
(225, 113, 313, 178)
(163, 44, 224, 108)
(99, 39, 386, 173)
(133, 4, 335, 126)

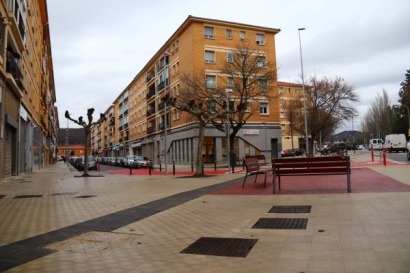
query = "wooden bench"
(271, 156, 351, 193)
(242, 158, 272, 188)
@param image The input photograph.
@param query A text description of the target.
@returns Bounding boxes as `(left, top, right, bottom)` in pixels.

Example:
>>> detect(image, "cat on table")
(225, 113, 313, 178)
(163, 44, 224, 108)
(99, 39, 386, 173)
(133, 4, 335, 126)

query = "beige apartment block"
(0, 0, 58, 181)
(277, 81, 310, 151)
(92, 16, 282, 165)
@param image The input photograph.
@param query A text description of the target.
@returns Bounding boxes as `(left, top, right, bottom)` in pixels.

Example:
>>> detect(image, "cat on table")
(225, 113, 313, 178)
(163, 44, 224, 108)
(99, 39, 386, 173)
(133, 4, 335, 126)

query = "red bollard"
(382, 147, 387, 166)
(371, 145, 374, 162)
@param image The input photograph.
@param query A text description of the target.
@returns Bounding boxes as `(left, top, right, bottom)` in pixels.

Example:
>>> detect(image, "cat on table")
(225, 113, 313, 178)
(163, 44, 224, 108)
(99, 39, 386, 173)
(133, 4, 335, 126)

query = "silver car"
(134, 156, 150, 168)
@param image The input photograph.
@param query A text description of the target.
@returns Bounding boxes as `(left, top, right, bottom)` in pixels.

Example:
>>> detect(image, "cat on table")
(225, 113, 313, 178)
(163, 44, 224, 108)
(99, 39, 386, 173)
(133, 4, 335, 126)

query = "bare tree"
(217, 42, 278, 151)
(65, 108, 106, 176)
(286, 76, 358, 155)
(361, 89, 396, 140)
(164, 73, 226, 176)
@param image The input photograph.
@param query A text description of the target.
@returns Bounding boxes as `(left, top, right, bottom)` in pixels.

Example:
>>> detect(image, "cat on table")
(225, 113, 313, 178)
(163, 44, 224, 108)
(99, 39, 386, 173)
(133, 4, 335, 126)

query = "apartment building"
(0, 0, 58, 181)
(93, 16, 282, 165)
(278, 81, 309, 151)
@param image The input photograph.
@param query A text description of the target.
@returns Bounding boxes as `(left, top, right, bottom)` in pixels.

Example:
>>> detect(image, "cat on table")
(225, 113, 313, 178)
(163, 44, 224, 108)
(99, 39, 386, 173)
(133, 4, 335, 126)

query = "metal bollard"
(191, 161, 194, 172)
(172, 160, 176, 175)
(159, 160, 162, 172)
(214, 161, 217, 171)
(202, 163, 204, 174)
(148, 161, 152, 175)
(129, 164, 132, 175)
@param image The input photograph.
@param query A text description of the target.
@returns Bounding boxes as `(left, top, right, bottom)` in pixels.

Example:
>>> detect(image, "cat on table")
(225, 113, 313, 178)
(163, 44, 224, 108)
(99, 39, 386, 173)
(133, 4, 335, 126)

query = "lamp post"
(298, 27, 309, 156)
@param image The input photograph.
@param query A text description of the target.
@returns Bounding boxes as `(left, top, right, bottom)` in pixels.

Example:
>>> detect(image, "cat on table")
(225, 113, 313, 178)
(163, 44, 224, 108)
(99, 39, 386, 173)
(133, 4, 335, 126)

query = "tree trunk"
(83, 128, 90, 176)
(195, 124, 205, 176)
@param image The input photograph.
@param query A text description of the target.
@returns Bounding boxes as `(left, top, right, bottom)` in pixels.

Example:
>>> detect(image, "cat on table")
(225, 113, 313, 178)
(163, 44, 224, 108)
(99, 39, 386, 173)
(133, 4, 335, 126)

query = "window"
(206, 75, 216, 88)
(258, 79, 268, 91)
(256, 33, 265, 45)
(259, 102, 268, 114)
(205, 50, 215, 63)
(227, 52, 234, 63)
(225, 28, 233, 39)
(204, 26, 214, 39)
(257, 56, 266, 67)
(240, 31, 247, 40)
(227, 77, 234, 88)
(208, 101, 216, 113)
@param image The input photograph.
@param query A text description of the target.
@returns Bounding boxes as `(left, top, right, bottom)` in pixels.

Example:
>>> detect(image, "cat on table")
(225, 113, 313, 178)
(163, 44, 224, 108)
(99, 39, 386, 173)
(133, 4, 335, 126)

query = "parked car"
(323, 142, 347, 154)
(281, 148, 303, 157)
(77, 156, 97, 171)
(134, 156, 150, 168)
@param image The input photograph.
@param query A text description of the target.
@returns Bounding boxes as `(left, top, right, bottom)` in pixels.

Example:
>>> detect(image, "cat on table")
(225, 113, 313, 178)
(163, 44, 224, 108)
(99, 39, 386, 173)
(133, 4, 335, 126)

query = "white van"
(384, 134, 407, 153)
(369, 139, 383, 150)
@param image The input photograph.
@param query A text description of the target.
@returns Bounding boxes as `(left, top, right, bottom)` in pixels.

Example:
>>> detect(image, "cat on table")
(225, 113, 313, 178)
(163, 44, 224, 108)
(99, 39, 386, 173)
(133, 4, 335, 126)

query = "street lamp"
(298, 27, 309, 156)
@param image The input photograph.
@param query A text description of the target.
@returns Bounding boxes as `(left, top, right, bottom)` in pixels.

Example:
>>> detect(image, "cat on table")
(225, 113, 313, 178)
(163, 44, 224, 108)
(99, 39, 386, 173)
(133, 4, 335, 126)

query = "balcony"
(146, 85, 156, 100)
(147, 126, 156, 134)
(146, 107, 155, 117)
(6, 51, 24, 89)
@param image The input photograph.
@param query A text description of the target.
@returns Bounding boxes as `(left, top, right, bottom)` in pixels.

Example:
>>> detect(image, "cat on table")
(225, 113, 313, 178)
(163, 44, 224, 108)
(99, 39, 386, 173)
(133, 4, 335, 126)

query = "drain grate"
(252, 218, 308, 229)
(74, 195, 96, 198)
(269, 205, 311, 213)
(180, 237, 258, 257)
(13, 195, 43, 199)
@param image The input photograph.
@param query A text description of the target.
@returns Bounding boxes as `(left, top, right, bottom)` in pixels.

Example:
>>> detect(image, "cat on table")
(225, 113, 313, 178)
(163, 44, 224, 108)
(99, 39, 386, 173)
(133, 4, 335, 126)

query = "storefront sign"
(243, 129, 259, 135)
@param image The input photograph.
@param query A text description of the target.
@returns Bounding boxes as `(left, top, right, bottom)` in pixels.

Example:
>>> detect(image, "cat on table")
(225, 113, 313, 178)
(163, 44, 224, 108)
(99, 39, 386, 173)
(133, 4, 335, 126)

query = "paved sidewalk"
(0, 153, 410, 272)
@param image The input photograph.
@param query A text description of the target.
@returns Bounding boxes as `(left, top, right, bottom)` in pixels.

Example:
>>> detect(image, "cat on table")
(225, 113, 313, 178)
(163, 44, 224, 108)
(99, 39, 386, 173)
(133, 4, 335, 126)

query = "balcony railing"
(6, 51, 24, 88)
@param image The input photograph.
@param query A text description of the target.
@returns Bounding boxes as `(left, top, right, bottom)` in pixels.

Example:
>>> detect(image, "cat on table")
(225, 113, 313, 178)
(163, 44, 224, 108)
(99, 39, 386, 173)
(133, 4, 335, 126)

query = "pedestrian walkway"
(0, 153, 409, 272)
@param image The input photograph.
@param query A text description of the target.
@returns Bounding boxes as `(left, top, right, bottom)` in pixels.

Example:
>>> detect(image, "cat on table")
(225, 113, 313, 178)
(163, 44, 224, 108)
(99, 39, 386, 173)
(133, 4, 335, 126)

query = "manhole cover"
(269, 206, 311, 213)
(74, 195, 96, 198)
(180, 237, 258, 257)
(46, 231, 142, 255)
(13, 195, 43, 199)
(252, 218, 308, 229)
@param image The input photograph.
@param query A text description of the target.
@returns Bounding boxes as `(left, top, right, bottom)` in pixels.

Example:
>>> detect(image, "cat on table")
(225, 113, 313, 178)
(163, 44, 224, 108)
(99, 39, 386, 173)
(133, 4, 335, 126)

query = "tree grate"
(252, 218, 308, 229)
(269, 205, 311, 213)
(13, 195, 43, 199)
(180, 237, 258, 257)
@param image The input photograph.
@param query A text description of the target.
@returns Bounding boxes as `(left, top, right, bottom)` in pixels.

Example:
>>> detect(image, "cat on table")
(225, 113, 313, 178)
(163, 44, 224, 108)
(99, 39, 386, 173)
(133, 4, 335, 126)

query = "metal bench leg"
(254, 174, 258, 184)
(263, 173, 267, 188)
(272, 174, 276, 193)
(242, 174, 248, 188)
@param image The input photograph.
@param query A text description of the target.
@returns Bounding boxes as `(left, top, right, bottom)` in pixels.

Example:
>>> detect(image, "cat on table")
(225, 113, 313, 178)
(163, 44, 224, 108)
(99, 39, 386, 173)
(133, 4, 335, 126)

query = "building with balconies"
(0, 0, 58, 181)
(93, 16, 281, 165)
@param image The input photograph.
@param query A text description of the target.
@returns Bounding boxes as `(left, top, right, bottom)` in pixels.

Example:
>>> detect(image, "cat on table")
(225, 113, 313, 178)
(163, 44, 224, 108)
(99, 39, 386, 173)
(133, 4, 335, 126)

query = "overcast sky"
(47, 0, 410, 131)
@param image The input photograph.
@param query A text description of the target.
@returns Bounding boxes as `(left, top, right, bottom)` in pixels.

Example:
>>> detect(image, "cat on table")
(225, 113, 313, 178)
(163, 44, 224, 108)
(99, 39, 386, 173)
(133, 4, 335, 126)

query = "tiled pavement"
(0, 152, 410, 272)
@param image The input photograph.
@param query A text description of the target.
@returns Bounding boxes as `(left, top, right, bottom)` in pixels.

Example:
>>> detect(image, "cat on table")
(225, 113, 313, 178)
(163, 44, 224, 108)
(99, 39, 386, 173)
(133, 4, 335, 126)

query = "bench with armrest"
(242, 158, 272, 188)
(271, 156, 351, 193)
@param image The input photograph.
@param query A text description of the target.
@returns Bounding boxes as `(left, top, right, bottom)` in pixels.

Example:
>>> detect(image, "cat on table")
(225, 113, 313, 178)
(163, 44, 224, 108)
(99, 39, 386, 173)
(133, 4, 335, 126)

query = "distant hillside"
(58, 128, 85, 146)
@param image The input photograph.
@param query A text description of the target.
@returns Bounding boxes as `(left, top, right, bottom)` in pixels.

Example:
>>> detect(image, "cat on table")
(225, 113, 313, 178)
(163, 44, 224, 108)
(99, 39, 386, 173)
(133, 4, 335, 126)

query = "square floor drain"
(180, 237, 258, 257)
(252, 218, 308, 229)
(13, 195, 43, 199)
(269, 205, 311, 213)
